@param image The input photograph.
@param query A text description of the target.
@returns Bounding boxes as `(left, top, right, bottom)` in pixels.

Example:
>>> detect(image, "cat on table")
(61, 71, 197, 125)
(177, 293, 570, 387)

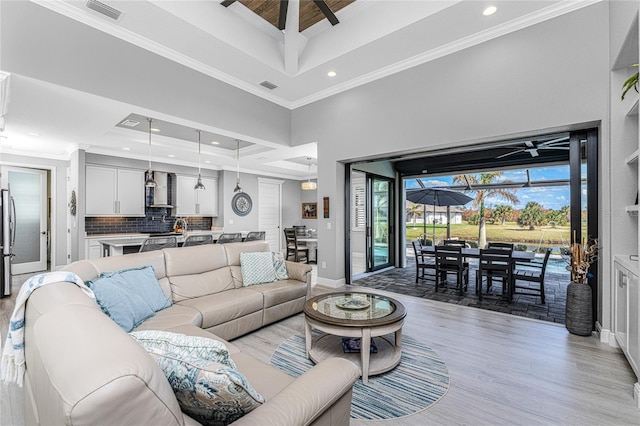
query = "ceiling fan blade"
(540, 136, 570, 147)
(524, 140, 535, 148)
(313, 0, 339, 26)
(496, 148, 525, 159)
(527, 148, 539, 157)
(542, 146, 570, 150)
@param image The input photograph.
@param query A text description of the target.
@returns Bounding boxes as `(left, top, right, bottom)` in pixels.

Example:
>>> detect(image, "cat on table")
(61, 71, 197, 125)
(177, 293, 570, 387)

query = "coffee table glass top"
(305, 292, 405, 326)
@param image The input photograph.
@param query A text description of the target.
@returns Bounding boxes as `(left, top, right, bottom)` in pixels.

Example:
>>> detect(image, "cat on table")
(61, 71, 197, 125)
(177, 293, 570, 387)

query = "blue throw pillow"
(101, 265, 172, 312)
(240, 252, 277, 286)
(87, 274, 155, 332)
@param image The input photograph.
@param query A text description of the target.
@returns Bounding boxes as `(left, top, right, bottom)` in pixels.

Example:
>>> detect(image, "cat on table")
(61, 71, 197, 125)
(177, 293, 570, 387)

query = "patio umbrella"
(406, 187, 473, 244)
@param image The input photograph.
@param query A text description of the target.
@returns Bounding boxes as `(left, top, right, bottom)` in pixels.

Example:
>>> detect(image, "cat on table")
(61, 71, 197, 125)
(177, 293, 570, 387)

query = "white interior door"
(1, 166, 48, 274)
(258, 178, 283, 252)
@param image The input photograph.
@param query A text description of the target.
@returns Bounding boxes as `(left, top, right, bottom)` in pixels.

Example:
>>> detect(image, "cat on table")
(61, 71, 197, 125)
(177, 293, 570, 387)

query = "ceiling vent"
(259, 81, 278, 90)
(120, 119, 140, 127)
(86, 0, 123, 21)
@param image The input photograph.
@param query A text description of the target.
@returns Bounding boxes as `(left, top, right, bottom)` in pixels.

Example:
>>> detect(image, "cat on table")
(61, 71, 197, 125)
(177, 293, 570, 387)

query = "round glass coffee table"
(303, 292, 406, 384)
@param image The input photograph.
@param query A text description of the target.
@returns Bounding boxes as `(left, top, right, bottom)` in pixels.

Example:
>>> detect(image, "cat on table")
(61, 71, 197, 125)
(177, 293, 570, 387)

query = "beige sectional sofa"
(22, 241, 360, 425)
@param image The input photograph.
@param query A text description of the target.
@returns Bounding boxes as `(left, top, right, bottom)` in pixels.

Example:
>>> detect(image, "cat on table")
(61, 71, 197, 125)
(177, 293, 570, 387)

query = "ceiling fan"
(496, 136, 570, 159)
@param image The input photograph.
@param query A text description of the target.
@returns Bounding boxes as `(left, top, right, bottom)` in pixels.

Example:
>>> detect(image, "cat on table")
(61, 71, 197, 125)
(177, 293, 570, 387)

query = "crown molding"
(32, 0, 294, 109)
(290, 0, 602, 109)
(33, 0, 601, 111)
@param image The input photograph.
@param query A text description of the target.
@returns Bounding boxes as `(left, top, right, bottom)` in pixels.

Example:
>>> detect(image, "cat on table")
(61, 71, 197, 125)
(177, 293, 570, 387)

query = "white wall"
(292, 3, 610, 285)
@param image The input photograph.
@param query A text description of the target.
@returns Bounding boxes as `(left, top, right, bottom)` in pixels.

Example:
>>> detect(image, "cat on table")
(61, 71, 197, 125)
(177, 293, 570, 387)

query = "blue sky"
(405, 165, 573, 210)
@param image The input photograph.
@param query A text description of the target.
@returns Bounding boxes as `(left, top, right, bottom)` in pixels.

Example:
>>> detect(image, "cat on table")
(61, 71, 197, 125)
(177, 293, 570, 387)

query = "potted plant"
(565, 233, 599, 336)
(621, 64, 639, 100)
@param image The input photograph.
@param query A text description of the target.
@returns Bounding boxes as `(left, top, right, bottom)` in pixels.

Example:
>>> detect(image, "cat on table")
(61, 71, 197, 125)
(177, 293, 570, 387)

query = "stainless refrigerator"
(0, 188, 15, 298)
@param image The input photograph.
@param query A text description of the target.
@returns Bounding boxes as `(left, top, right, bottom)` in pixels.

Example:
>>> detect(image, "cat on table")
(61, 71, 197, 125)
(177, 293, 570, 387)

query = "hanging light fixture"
(233, 139, 243, 193)
(144, 118, 157, 188)
(194, 130, 206, 191)
(301, 157, 317, 190)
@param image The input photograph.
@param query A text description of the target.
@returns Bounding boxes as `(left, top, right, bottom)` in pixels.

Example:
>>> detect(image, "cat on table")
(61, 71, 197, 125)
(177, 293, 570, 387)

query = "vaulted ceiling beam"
(278, 0, 289, 30)
(313, 0, 339, 26)
(220, 0, 236, 7)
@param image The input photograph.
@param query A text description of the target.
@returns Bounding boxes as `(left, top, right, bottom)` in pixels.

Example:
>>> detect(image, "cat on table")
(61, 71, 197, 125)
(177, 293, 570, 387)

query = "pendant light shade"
(233, 139, 243, 193)
(194, 130, 206, 191)
(145, 118, 157, 188)
(301, 157, 317, 190)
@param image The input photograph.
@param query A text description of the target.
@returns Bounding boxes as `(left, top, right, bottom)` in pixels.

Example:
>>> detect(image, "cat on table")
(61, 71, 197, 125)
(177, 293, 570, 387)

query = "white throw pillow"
(240, 252, 277, 286)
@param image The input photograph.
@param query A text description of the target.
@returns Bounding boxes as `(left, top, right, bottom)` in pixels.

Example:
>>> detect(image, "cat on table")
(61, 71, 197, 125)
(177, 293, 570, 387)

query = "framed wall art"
(302, 202, 317, 219)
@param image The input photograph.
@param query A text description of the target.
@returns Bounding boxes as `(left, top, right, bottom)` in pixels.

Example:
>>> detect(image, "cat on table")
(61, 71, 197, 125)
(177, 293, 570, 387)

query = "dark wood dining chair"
(512, 248, 551, 304)
(476, 247, 513, 301)
(412, 240, 436, 283)
(139, 236, 177, 252)
(284, 228, 308, 263)
(182, 234, 214, 247)
(435, 245, 468, 295)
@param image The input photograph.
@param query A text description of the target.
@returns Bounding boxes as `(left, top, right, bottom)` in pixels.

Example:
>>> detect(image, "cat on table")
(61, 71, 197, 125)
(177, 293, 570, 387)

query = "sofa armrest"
(232, 358, 359, 426)
(285, 261, 312, 283)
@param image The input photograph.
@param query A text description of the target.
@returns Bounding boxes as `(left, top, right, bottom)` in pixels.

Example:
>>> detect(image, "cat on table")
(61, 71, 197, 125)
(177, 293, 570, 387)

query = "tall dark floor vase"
(565, 282, 593, 336)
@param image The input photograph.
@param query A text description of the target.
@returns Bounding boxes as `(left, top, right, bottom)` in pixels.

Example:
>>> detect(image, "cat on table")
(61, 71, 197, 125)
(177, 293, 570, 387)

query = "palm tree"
(518, 201, 546, 230)
(492, 205, 513, 225)
(453, 172, 519, 248)
(406, 202, 423, 227)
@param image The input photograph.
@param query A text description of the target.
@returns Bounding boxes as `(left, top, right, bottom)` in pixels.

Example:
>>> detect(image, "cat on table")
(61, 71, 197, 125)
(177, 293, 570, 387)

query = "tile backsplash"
(85, 211, 213, 235)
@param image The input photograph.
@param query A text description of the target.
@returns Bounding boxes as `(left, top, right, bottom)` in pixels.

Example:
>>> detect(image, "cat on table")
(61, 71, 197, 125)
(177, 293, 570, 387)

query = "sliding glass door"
(368, 176, 394, 271)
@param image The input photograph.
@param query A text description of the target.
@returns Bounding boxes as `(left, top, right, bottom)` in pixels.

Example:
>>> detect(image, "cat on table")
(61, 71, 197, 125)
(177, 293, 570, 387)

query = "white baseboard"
(596, 322, 620, 348)
(634, 383, 640, 408)
(316, 276, 346, 288)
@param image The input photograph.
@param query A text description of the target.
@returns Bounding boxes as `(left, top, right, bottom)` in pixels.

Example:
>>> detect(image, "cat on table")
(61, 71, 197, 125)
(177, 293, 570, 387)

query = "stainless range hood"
(149, 171, 174, 208)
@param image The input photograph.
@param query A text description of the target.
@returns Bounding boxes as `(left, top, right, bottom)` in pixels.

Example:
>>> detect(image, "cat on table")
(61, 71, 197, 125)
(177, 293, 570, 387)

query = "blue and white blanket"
(1, 271, 95, 386)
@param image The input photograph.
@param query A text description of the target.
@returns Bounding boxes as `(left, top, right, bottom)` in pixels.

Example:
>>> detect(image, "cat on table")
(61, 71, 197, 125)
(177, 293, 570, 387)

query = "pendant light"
(301, 157, 317, 190)
(233, 139, 243, 193)
(144, 118, 157, 188)
(194, 130, 206, 191)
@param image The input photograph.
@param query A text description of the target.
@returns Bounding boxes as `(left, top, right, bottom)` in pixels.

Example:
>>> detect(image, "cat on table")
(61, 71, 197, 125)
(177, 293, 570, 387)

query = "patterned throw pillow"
(147, 348, 265, 425)
(272, 252, 288, 280)
(101, 265, 172, 312)
(87, 274, 155, 332)
(129, 330, 236, 369)
(240, 252, 277, 286)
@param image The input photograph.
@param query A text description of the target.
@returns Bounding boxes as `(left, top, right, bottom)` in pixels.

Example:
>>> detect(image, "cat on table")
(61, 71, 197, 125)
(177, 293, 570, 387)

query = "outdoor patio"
(351, 248, 571, 325)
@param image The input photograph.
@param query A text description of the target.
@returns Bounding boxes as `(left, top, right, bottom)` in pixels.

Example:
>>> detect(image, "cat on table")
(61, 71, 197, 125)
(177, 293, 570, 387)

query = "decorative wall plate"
(232, 192, 252, 216)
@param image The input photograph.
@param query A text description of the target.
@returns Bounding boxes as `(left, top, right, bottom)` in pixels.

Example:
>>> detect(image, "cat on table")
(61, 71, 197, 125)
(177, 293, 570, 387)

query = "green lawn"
(406, 222, 570, 247)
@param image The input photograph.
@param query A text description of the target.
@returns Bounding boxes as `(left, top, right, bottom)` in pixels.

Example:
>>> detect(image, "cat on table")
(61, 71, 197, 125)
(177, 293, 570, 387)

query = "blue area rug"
(270, 334, 450, 420)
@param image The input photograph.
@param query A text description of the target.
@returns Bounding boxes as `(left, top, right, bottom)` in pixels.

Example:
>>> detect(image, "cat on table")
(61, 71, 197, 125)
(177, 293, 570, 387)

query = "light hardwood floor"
(2, 271, 640, 425)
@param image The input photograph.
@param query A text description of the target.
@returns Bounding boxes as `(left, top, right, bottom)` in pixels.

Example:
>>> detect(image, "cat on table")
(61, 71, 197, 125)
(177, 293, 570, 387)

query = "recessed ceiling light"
(327, 71, 337, 77)
(168, 154, 175, 158)
(211, 141, 220, 145)
(28, 132, 40, 137)
(483, 6, 497, 16)
(204, 160, 211, 164)
(151, 128, 160, 132)
(122, 147, 131, 151)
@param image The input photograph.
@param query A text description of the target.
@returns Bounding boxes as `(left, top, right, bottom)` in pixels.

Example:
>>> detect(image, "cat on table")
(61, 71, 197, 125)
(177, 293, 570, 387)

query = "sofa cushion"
(272, 252, 288, 280)
(247, 279, 307, 308)
(240, 252, 277, 286)
(134, 304, 203, 331)
(147, 348, 265, 425)
(177, 289, 263, 329)
(87, 274, 155, 332)
(223, 241, 269, 266)
(169, 269, 235, 303)
(130, 330, 237, 369)
(101, 265, 172, 312)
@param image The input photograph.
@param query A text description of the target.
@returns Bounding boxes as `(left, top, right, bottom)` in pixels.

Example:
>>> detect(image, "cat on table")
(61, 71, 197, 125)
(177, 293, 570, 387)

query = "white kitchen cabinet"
(175, 175, 217, 216)
(85, 165, 145, 216)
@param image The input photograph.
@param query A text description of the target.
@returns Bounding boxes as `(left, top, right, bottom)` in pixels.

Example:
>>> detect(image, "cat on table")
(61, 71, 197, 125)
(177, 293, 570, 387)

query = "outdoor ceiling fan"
(496, 136, 570, 159)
